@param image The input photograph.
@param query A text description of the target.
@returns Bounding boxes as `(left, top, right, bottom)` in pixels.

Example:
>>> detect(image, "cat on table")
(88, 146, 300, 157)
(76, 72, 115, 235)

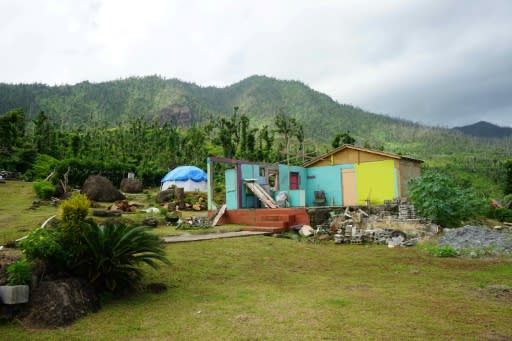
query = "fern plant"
(79, 223, 170, 293)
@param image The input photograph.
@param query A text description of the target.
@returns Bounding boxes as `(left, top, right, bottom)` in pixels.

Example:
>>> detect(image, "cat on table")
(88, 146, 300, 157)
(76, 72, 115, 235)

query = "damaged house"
(207, 145, 423, 231)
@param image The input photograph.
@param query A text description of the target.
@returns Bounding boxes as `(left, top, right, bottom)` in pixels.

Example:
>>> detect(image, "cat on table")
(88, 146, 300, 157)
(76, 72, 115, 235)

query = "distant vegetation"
(453, 121, 512, 138)
(1, 75, 511, 196)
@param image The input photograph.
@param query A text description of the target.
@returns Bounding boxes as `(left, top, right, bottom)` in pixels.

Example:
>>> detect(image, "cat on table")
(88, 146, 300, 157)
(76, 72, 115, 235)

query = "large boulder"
(156, 189, 174, 204)
(82, 175, 125, 202)
(21, 278, 100, 328)
(120, 178, 143, 193)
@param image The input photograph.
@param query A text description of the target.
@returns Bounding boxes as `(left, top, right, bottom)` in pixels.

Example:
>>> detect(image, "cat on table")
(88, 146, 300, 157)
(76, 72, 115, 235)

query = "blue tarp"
(161, 166, 207, 183)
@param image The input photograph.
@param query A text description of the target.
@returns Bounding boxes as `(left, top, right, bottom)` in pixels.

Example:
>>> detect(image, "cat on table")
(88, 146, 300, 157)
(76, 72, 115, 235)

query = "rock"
(141, 207, 160, 214)
(299, 225, 315, 237)
(82, 175, 125, 202)
(21, 278, 100, 328)
(142, 217, 159, 227)
(156, 189, 174, 204)
(92, 209, 122, 217)
(120, 178, 143, 193)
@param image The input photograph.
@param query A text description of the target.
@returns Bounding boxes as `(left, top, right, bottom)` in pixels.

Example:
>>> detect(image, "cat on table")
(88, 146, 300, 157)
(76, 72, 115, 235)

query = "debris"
(141, 207, 160, 214)
(298, 225, 315, 237)
(177, 216, 211, 229)
(438, 225, 512, 255)
(92, 210, 122, 217)
(109, 200, 141, 212)
(211, 204, 226, 227)
(142, 217, 159, 228)
(491, 199, 502, 208)
(156, 189, 174, 204)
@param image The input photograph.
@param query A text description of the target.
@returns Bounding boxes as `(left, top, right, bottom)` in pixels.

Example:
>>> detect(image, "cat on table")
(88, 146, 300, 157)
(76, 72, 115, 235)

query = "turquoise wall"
(278, 165, 307, 207)
(305, 164, 354, 206)
(240, 164, 267, 208)
(225, 168, 238, 209)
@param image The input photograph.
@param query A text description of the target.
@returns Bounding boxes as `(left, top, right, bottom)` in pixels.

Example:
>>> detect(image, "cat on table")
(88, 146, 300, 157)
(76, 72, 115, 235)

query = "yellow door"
(342, 168, 357, 206)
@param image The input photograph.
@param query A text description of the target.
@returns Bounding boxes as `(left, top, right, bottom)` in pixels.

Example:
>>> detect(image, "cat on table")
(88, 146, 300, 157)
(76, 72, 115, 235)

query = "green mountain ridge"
(0, 75, 510, 161)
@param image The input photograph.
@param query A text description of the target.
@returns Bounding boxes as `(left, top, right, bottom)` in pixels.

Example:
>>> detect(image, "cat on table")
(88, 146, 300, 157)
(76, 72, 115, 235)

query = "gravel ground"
(438, 225, 512, 254)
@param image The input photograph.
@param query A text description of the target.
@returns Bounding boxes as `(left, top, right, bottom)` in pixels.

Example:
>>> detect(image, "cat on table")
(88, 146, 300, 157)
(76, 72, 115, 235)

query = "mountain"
(453, 121, 512, 138)
(0, 75, 510, 161)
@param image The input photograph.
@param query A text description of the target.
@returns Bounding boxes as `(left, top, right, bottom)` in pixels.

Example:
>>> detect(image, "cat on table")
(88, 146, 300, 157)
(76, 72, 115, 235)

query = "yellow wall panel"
(355, 160, 396, 205)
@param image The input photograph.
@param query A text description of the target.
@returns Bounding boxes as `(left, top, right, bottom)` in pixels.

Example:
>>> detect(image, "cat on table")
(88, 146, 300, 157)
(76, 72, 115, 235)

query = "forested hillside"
(1, 75, 511, 194)
(453, 121, 512, 138)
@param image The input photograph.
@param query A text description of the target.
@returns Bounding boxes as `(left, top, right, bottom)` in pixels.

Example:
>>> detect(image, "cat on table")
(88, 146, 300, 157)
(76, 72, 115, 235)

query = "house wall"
(310, 149, 395, 166)
(240, 164, 267, 208)
(305, 164, 354, 206)
(278, 165, 307, 207)
(399, 159, 422, 198)
(355, 160, 398, 205)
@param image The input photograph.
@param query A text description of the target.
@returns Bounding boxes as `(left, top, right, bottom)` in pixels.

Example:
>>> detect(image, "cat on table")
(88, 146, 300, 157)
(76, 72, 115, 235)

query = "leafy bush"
(409, 172, 486, 227)
(19, 228, 65, 265)
(6, 260, 33, 285)
(493, 208, 512, 222)
(26, 154, 58, 181)
(79, 223, 170, 293)
(59, 193, 90, 227)
(32, 180, 55, 199)
(425, 244, 458, 257)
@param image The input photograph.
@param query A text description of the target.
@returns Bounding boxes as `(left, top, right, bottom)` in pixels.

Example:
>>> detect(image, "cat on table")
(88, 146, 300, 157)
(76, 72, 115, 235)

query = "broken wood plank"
(212, 204, 227, 226)
(244, 180, 278, 208)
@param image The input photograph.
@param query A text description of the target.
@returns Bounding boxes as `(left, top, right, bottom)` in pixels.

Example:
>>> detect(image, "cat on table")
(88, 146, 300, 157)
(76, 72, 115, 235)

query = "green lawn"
(1, 181, 512, 340)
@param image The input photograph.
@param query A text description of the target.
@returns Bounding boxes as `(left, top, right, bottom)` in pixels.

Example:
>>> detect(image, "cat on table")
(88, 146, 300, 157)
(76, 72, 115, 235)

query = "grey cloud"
(0, 0, 510, 127)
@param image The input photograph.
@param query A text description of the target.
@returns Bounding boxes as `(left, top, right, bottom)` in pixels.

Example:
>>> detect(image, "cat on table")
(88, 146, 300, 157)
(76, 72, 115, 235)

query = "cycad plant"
(79, 223, 170, 293)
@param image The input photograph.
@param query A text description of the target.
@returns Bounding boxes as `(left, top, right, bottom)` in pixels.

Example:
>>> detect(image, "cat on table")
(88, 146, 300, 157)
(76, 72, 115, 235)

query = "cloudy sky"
(1, 0, 511, 127)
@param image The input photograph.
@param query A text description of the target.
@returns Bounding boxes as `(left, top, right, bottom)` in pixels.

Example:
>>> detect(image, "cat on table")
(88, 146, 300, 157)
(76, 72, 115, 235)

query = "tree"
(0, 108, 25, 152)
(408, 171, 486, 227)
(331, 131, 355, 149)
(33, 111, 55, 155)
(505, 160, 512, 195)
(274, 110, 298, 165)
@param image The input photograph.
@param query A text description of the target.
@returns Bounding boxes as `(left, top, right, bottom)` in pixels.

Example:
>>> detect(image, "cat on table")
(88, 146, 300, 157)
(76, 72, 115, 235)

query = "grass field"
(1, 181, 512, 340)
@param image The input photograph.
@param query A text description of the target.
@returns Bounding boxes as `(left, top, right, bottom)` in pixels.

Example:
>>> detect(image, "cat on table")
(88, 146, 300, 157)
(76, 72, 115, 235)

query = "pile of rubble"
(176, 216, 211, 229)
(309, 203, 438, 247)
(156, 187, 207, 211)
(438, 225, 512, 255)
(108, 200, 143, 212)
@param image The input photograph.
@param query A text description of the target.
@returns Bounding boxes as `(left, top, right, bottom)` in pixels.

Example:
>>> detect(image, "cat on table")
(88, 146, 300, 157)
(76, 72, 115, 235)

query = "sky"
(0, 0, 511, 127)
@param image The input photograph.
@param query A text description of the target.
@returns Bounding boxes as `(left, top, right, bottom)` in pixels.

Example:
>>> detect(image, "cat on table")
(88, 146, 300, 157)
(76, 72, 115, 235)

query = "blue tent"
(161, 166, 207, 183)
(160, 166, 208, 191)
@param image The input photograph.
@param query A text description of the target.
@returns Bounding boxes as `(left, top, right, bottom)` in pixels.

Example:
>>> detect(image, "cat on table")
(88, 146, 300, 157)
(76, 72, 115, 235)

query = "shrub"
(59, 193, 90, 227)
(32, 180, 55, 200)
(494, 208, 512, 222)
(409, 172, 486, 227)
(19, 228, 63, 262)
(426, 244, 458, 257)
(79, 223, 170, 293)
(6, 260, 33, 285)
(18, 227, 68, 272)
